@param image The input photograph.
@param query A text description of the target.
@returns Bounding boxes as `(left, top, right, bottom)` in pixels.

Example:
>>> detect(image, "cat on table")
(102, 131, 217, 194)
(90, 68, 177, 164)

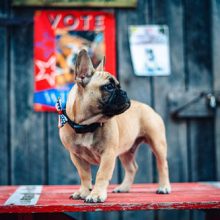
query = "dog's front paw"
(156, 185, 171, 194)
(70, 188, 91, 200)
(84, 190, 107, 203)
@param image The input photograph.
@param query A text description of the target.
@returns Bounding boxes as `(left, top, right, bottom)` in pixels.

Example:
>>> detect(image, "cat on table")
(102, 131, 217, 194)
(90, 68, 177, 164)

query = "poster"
(13, 0, 137, 7)
(34, 10, 116, 111)
(129, 25, 170, 76)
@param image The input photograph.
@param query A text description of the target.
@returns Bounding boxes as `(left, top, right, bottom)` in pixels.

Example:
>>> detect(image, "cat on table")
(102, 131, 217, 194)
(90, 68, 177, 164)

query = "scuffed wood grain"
(212, 0, 220, 181)
(0, 183, 220, 213)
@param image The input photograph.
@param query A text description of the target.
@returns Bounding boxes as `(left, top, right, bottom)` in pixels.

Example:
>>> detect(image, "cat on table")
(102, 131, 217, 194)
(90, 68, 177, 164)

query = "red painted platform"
(0, 183, 220, 213)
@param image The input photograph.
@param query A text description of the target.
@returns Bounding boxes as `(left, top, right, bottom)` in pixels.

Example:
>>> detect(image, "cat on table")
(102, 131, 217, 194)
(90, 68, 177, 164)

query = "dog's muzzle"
(101, 89, 131, 117)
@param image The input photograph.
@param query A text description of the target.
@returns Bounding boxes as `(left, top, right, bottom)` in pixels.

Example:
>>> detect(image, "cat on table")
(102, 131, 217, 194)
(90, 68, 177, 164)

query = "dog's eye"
(104, 83, 115, 91)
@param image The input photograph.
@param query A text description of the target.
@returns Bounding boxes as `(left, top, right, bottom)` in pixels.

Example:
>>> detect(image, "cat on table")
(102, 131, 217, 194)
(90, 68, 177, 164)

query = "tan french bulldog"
(59, 49, 171, 203)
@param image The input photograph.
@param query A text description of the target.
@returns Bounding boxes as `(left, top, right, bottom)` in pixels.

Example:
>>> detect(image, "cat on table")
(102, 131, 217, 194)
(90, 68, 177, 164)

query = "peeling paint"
(0, 183, 220, 213)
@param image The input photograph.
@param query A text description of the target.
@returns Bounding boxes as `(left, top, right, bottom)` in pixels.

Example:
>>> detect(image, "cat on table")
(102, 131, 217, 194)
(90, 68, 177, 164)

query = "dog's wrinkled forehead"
(89, 71, 119, 87)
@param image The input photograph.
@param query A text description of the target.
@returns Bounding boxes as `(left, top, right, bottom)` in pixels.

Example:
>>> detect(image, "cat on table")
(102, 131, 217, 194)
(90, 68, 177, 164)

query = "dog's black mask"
(100, 82, 131, 117)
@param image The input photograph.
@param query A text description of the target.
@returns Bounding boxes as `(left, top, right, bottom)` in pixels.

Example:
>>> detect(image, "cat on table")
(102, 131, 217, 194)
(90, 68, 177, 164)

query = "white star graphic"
(35, 56, 57, 86)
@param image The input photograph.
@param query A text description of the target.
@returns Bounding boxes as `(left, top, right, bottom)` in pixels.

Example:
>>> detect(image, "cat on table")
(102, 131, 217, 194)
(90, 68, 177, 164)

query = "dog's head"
(74, 49, 130, 119)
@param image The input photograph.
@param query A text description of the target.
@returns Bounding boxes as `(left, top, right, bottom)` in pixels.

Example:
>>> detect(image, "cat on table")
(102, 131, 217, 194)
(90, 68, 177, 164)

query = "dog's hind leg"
(113, 139, 142, 193)
(149, 137, 171, 194)
(113, 151, 138, 193)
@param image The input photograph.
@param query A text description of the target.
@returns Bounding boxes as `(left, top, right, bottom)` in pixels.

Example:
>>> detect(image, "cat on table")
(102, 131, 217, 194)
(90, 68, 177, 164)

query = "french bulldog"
(59, 49, 171, 203)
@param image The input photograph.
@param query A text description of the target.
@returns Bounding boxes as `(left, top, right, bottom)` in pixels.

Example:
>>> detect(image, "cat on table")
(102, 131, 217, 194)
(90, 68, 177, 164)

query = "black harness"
(63, 110, 101, 134)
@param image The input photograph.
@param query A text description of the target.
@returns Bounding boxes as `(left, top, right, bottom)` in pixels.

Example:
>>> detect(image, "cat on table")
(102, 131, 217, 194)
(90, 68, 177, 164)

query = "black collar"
(63, 110, 101, 134)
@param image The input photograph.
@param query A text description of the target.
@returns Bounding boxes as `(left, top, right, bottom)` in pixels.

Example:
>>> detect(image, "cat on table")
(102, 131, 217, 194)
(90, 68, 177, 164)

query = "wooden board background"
(0, 0, 219, 220)
(12, 0, 137, 7)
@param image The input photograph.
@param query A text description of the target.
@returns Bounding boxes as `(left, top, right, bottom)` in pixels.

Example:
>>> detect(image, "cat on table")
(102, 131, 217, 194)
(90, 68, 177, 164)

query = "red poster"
(34, 10, 116, 111)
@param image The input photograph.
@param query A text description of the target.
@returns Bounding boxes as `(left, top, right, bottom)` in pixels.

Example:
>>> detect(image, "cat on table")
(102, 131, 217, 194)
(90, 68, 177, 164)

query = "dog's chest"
(70, 133, 101, 164)
(59, 125, 102, 164)
(74, 133, 94, 149)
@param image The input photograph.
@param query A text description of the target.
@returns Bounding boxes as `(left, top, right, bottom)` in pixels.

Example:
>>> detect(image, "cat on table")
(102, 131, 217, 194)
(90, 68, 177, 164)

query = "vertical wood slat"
(152, 0, 189, 181)
(10, 9, 47, 185)
(0, 0, 11, 187)
(185, 1, 214, 220)
(152, 0, 189, 220)
(117, 1, 154, 220)
(0, 0, 8, 17)
(212, 0, 220, 181)
(185, 0, 215, 182)
(0, 26, 9, 185)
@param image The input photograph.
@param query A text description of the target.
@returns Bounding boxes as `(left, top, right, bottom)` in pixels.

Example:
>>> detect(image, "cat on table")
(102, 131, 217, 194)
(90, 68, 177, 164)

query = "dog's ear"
(96, 57, 105, 72)
(75, 49, 95, 87)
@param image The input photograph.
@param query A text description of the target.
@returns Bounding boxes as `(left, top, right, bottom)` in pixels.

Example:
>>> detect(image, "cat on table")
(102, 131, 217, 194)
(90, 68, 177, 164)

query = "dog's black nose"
(118, 89, 127, 97)
(121, 90, 130, 101)
(120, 90, 127, 97)
(116, 89, 129, 104)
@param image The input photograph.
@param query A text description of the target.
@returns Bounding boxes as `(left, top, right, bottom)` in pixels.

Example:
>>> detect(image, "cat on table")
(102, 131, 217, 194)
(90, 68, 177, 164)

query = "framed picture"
(129, 25, 171, 76)
(13, 0, 137, 8)
(34, 10, 116, 111)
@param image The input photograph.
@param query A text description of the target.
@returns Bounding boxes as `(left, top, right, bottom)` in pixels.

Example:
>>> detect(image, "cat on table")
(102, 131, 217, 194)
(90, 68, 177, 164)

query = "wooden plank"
(12, 0, 137, 8)
(185, 0, 215, 181)
(184, 1, 214, 220)
(10, 9, 47, 184)
(212, 0, 220, 181)
(0, 0, 9, 17)
(0, 183, 220, 213)
(117, 0, 154, 219)
(189, 121, 215, 181)
(0, 26, 9, 185)
(151, 0, 189, 220)
(0, 0, 11, 186)
(152, 0, 188, 182)
(185, 1, 212, 90)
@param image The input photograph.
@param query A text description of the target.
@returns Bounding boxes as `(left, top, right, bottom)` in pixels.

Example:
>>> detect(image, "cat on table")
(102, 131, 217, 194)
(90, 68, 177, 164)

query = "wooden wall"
(0, 0, 219, 220)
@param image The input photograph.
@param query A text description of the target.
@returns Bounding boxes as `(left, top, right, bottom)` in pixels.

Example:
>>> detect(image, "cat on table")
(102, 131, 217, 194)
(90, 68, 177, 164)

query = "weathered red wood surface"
(0, 183, 220, 213)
